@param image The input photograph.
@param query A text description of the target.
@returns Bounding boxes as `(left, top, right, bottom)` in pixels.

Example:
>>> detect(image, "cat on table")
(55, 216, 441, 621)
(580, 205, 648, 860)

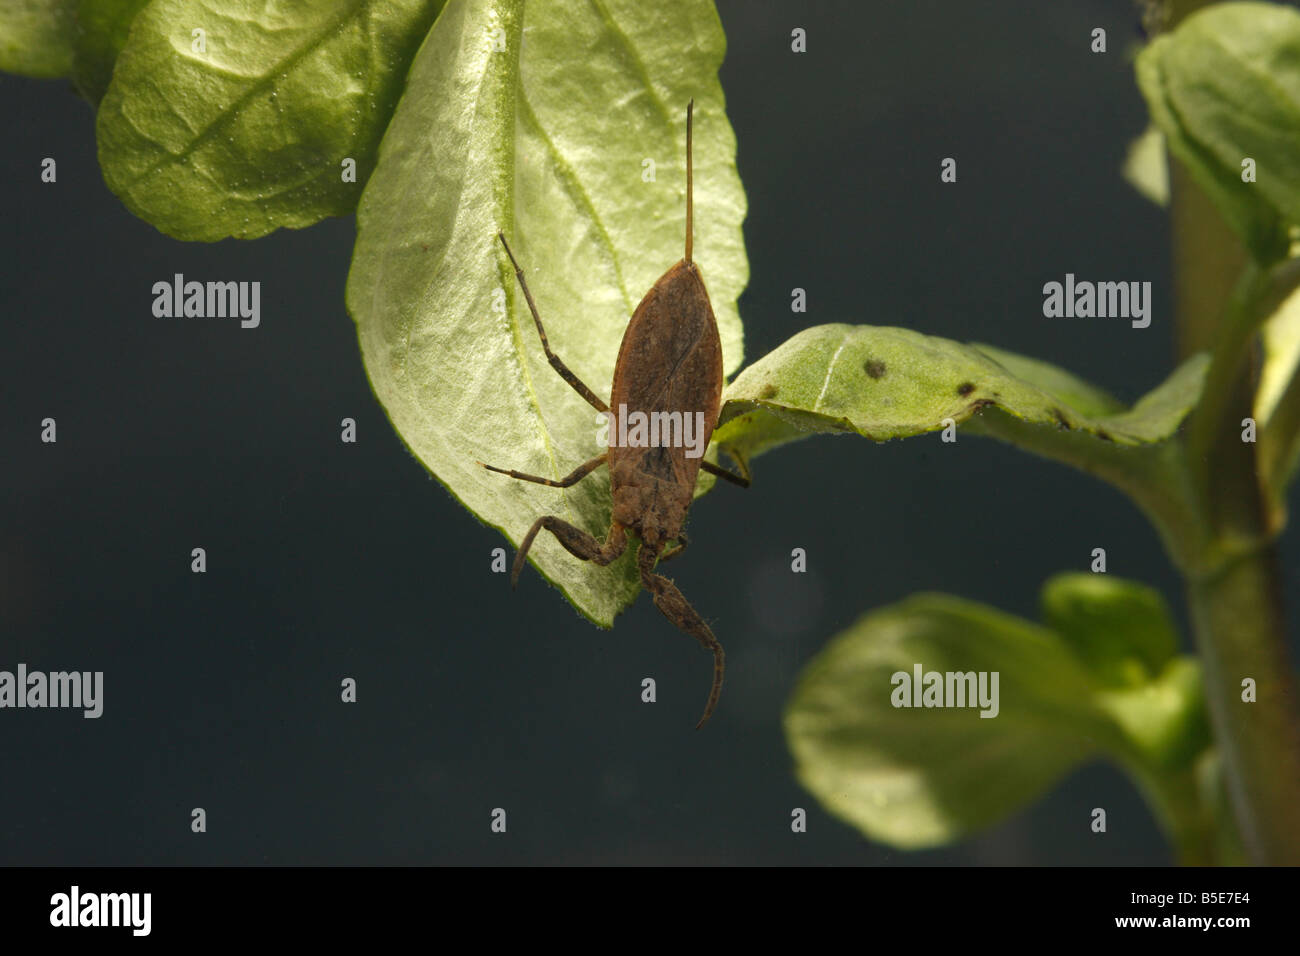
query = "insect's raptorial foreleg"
(701, 456, 751, 488)
(658, 532, 689, 563)
(478, 453, 607, 488)
(512, 517, 627, 589)
(497, 232, 609, 414)
(637, 546, 724, 729)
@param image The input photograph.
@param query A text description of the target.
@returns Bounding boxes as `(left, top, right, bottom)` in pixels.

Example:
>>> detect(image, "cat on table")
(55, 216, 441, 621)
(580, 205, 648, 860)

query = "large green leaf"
(1136, 2, 1300, 264)
(70, 0, 152, 104)
(346, 0, 747, 626)
(95, 0, 443, 240)
(785, 587, 1209, 849)
(0, 0, 77, 77)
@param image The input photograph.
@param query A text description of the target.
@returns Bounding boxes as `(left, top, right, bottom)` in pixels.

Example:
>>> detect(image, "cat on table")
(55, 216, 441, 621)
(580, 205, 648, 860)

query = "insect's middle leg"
(637, 547, 725, 729)
(512, 517, 627, 588)
(701, 457, 751, 488)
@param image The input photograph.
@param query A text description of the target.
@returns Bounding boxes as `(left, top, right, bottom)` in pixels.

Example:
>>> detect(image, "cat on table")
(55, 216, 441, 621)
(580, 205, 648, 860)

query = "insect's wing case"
(607, 260, 723, 538)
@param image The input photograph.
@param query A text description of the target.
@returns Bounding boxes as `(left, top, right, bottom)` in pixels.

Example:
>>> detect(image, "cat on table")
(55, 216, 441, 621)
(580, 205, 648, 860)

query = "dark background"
(3, 0, 1298, 865)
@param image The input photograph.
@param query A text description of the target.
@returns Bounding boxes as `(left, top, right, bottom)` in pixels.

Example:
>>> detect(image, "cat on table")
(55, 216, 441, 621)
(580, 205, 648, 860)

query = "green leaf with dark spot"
(715, 324, 1207, 464)
(346, 0, 747, 627)
(785, 587, 1209, 850)
(971, 343, 1125, 418)
(0, 0, 77, 78)
(1040, 572, 1178, 687)
(71, 0, 152, 104)
(95, 0, 444, 240)
(1136, 2, 1300, 263)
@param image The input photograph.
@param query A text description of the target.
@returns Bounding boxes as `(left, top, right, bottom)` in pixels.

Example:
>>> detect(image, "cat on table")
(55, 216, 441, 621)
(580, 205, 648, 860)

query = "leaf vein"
(123, 0, 373, 190)
(813, 330, 852, 413)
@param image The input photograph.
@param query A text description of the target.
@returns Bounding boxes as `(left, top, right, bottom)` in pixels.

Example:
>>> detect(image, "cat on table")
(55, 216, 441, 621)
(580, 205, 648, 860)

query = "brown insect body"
(608, 259, 723, 552)
(481, 101, 747, 729)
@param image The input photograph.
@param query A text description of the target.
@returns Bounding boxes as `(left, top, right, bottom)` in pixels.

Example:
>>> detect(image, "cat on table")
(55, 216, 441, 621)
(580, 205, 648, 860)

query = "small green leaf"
(784, 595, 1124, 849)
(715, 324, 1206, 464)
(0, 0, 77, 78)
(1096, 657, 1210, 772)
(1123, 123, 1169, 207)
(1257, 280, 1300, 424)
(1136, 2, 1300, 263)
(1259, 279, 1300, 504)
(1040, 572, 1177, 688)
(71, 0, 152, 105)
(346, 0, 747, 626)
(785, 589, 1209, 850)
(95, 0, 444, 240)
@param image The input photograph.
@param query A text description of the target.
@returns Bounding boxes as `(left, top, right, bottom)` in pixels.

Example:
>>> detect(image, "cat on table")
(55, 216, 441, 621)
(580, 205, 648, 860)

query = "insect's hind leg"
(512, 517, 627, 588)
(478, 453, 607, 488)
(637, 547, 724, 729)
(497, 232, 609, 414)
(658, 532, 689, 563)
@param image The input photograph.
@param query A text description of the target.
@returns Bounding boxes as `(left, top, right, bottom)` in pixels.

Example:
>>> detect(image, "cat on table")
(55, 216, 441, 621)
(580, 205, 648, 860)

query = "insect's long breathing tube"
(685, 99, 693, 265)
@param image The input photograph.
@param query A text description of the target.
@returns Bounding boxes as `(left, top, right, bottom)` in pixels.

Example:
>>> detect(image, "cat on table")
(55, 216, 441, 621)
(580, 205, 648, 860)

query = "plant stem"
(1171, 162, 1248, 362)
(1168, 152, 1300, 861)
(1161, 0, 1300, 857)
(1185, 548, 1300, 863)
